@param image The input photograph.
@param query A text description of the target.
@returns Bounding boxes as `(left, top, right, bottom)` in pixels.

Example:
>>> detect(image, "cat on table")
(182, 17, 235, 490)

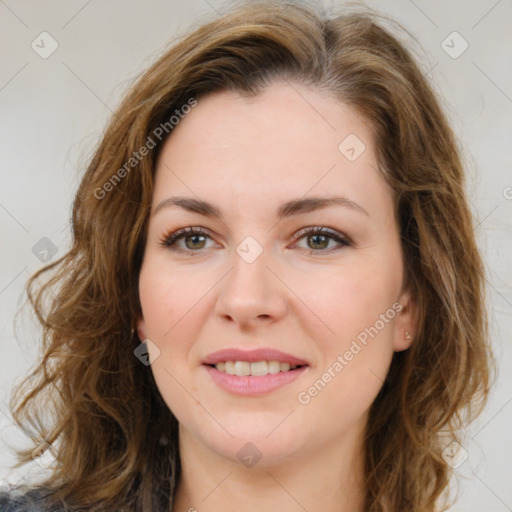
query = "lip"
(202, 348, 309, 366)
(203, 364, 309, 396)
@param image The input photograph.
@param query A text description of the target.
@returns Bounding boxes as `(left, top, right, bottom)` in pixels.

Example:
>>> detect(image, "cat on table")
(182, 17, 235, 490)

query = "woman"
(0, 1, 493, 511)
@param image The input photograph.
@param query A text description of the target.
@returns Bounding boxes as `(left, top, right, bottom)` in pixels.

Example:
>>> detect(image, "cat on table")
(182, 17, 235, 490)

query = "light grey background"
(1, 0, 511, 510)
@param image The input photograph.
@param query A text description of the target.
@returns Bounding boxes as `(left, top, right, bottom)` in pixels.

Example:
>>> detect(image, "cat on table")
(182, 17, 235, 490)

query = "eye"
(292, 226, 351, 254)
(159, 227, 217, 253)
(159, 225, 351, 255)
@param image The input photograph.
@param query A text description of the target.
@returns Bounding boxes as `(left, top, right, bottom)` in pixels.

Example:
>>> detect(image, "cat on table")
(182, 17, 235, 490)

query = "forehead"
(152, 82, 391, 217)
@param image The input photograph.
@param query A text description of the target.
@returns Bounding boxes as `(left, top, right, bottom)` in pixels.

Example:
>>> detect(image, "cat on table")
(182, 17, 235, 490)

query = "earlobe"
(135, 316, 147, 342)
(393, 291, 418, 352)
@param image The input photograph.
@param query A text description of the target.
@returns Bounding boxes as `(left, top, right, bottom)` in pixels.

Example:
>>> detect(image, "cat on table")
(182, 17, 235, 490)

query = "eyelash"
(159, 226, 351, 256)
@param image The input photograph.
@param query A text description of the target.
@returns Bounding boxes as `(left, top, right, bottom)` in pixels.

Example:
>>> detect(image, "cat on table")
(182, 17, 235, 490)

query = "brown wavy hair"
(6, 1, 494, 511)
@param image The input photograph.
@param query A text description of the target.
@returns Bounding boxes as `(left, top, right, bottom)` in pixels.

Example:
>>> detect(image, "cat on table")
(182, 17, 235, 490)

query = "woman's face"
(137, 81, 415, 467)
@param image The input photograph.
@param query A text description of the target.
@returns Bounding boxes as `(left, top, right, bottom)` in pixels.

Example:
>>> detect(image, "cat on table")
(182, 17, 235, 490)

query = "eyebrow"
(153, 195, 369, 219)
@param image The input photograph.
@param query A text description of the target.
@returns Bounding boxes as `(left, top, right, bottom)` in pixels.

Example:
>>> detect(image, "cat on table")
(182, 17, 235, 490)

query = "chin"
(181, 412, 309, 468)
(216, 433, 305, 469)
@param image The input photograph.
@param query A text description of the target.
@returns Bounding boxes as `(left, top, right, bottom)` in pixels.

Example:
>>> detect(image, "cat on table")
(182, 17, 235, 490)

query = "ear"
(393, 288, 418, 352)
(135, 315, 148, 342)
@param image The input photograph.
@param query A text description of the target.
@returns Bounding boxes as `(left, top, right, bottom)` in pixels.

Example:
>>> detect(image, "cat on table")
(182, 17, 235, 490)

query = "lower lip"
(203, 364, 308, 396)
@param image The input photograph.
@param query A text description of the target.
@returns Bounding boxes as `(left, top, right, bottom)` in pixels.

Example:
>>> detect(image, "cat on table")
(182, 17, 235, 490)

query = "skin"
(136, 80, 417, 512)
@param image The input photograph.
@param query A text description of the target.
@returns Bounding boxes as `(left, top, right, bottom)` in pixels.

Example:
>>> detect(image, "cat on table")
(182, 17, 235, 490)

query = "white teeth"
(214, 360, 300, 376)
(224, 361, 236, 375)
(234, 361, 251, 376)
(268, 361, 280, 374)
(250, 361, 268, 376)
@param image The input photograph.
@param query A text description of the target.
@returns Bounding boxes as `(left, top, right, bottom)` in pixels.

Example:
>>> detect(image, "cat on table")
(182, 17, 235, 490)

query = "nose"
(214, 244, 288, 330)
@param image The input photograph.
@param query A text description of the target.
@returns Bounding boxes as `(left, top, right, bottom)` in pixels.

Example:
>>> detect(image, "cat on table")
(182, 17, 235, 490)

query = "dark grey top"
(0, 490, 56, 512)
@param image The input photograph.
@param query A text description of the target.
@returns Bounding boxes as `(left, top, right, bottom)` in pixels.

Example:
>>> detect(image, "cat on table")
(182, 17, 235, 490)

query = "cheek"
(291, 252, 400, 411)
(295, 266, 398, 422)
(138, 261, 202, 421)
(138, 257, 214, 399)
(138, 264, 199, 411)
(291, 255, 401, 344)
(138, 257, 210, 341)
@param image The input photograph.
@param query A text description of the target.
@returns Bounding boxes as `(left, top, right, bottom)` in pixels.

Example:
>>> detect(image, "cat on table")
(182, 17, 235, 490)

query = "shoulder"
(0, 488, 57, 512)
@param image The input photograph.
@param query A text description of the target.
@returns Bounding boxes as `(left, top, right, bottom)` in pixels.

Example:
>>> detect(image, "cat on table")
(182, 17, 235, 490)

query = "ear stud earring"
(405, 331, 412, 340)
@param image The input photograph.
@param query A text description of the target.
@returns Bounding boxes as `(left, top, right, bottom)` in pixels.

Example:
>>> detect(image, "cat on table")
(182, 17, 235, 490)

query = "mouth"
(201, 348, 310, 396)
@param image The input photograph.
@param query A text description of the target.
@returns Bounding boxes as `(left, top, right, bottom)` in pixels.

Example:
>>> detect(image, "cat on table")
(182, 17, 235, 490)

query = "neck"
(172, 425, 366, 512)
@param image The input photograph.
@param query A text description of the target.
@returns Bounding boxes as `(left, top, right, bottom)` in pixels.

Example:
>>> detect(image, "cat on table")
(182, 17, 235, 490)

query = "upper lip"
(202, 348, 309, 366)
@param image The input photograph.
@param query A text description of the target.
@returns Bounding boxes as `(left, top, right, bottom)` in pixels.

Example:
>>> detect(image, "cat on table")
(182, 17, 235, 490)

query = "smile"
(202, 362, 308, 396)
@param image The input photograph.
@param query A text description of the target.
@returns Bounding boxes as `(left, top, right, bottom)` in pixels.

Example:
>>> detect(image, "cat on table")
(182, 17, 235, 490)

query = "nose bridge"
(232, 236, 269, 290)
(215, 234, 287, 325)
